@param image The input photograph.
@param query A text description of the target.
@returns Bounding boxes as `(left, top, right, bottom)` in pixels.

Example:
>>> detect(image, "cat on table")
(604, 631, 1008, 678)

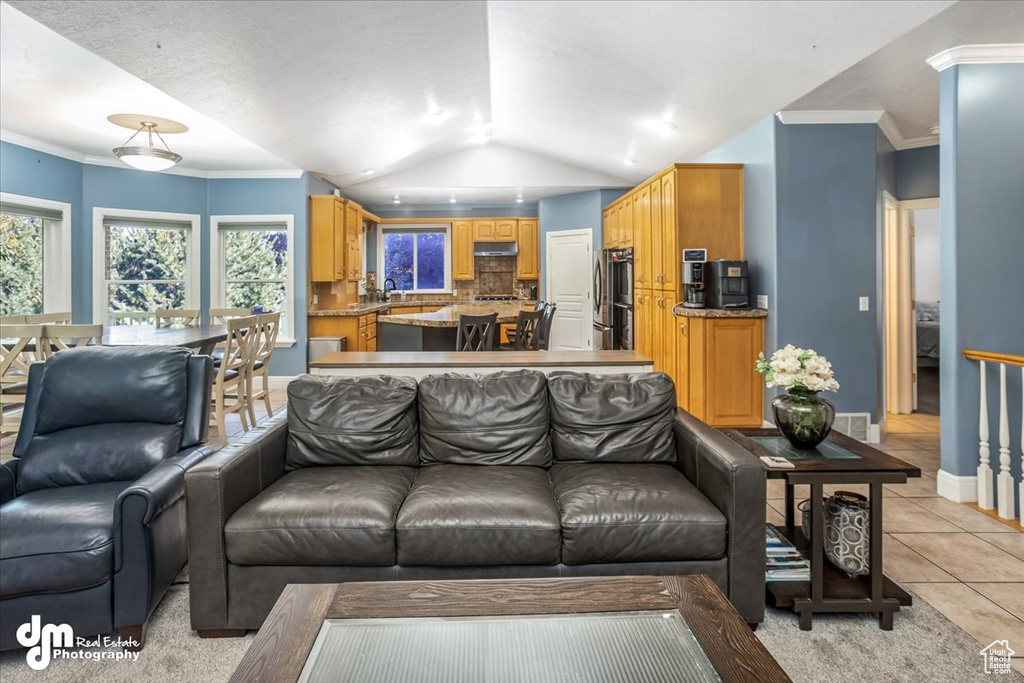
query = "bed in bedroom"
(917, 301, 940, 366)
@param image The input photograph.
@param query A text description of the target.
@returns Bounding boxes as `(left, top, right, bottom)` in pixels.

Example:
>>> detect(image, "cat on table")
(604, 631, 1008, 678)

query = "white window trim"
(0, 191, 72, 314)
(92, 207, 202, 325)
(376, 223, 453, 294)
(210, 214, 295, 347)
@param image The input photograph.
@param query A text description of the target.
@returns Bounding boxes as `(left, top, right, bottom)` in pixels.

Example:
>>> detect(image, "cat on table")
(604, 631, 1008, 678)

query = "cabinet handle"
(679, 323, 687, 336)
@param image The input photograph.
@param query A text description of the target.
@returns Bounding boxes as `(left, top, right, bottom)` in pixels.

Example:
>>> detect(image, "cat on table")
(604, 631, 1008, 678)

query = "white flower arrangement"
(756, 344, 839, 394)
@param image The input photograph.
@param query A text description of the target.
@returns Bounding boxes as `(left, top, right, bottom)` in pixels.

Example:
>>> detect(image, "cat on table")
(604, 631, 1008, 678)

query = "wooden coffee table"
(725, 428, 922, 631)
(229, 576, 789, 683)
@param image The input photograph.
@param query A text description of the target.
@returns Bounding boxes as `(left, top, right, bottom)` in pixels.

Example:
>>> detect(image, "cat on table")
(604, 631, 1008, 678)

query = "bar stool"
(455, 313, 498, 351)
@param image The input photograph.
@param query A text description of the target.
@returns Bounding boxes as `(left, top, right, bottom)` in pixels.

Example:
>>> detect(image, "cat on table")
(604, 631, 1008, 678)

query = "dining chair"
(109, 311, 155, 326)
(26, 311, 71, 324)
(455, 313, 498, 351)
(505, 302, 545, 348)
(537, 303, 557, 350)
(209, 307, 251, 325)
(209, 315, 258, 446)
(507, 308, 545, 351)
(41, 324, 103, 356)
(245, 312, 281, 426)
(0, 324, 44, 434)
(156, 309, 201, 328)
(1, 315, 27, 325)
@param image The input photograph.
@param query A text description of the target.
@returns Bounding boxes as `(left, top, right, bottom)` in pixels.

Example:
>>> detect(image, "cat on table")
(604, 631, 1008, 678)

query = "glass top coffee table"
(228, 576, 789, 683)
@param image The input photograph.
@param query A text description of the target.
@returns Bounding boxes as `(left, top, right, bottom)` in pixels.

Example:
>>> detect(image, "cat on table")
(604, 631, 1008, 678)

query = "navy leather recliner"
(0, 346, 213, 651)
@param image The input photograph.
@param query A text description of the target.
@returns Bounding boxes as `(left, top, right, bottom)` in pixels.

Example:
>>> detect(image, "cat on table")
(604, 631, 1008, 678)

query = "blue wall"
(698, 117, 779, 417)
(0, 140, 325, 376)
(537, 190, 610, 297)
(896, 145, 940, 200)
(939, 64, 1024, 503)
(774, 123, 886, 421)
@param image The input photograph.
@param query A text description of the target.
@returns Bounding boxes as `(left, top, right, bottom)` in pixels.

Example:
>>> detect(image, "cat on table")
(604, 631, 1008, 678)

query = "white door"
(546, 229, 593, 350)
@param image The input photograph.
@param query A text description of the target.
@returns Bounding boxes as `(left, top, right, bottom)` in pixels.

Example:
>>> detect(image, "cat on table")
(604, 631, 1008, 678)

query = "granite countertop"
(672, 305, 768, 318)
(309, 299, 472, 317)
(379, 301, 533, 328)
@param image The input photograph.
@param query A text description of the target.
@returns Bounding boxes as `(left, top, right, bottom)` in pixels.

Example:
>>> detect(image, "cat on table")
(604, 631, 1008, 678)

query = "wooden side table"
(724, 428, 922, 631)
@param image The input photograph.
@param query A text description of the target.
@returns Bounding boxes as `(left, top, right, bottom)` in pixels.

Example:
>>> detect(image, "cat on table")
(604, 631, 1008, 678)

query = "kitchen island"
(378, 301, 533, 351)
(309, 350, 653, 379)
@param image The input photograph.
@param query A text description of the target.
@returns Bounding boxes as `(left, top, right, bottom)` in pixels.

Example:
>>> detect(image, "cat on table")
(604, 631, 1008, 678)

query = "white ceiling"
(4, 0, 965, 199)
(784, 0, 1024, 145)
(0, 2, 296, 174)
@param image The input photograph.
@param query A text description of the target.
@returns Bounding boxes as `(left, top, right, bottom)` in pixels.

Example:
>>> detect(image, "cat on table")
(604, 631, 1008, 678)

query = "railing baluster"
(996, 363, 1015, 519)
(978, 360, 994, 509)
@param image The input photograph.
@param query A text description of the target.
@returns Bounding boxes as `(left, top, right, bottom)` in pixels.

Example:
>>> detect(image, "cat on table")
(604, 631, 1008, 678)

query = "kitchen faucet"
(383, 278, 397, 301)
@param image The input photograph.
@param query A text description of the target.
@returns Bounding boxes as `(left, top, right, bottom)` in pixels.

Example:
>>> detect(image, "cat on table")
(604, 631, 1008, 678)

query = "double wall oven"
(594, 247, 633, 350)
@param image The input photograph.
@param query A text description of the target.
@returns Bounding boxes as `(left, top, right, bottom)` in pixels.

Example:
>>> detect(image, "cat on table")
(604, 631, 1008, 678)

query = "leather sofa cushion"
(0, 481, 129, 598)
(418, 371, 552, 466)
(16, 423, 184, 494)
(224, 466, 417, 566)
(286, 375, 419, 468)
(34, 346, 191, 434)
(547, 372, 676, 463)
(396, 464, 561, 566)
(550, 463, 726, 564)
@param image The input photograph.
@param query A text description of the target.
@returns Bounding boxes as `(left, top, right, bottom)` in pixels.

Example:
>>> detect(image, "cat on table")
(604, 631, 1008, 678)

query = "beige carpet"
(0, 579, 1019, 682)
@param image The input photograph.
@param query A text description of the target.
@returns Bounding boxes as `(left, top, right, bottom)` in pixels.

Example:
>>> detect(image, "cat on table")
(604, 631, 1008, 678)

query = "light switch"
(312, 294, 319, 305)
(756, 295, 768, 309)
(859, 297, 870, 312)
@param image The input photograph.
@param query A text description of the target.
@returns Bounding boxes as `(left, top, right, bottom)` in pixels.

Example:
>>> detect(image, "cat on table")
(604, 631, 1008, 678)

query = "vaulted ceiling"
(3, 0, 969, 204)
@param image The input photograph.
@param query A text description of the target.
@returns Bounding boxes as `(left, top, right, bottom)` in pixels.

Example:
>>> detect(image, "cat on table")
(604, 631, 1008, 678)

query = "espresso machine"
(681, 248, 707, 309)
(706, 260, 751, 308)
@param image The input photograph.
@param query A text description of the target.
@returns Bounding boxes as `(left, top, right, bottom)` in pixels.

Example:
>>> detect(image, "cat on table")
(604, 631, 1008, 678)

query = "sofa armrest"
(184, 412, 288, 631)
(113, 445, 212, 629)
(673, 409, 766, 624)
(0, 460, 18, 505)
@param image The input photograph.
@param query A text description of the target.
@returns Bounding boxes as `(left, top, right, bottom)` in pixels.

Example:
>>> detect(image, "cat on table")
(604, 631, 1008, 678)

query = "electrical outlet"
(859, 296, 870, 312)
(452, 288, 458, 297)
(312, 294, 319, 305)
(756, 295, 768, 309)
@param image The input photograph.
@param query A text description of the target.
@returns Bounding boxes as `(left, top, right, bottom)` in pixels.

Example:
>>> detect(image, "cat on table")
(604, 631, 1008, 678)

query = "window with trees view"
(1, 195, 69, 317)
(211, 216, 293, 342)
(379, 226, 449, 292)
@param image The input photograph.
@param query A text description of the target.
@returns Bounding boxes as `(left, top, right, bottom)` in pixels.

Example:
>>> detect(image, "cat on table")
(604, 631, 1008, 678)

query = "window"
(93, 208, 200, 325)
(210, 215, 294, 344)
(378, 225, 450, 293)
(0, 194, 71, 316)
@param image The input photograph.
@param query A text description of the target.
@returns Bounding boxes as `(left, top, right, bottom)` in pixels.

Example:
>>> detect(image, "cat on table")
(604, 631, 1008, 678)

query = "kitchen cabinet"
(309, 195, 364, 282)
(659, 172, 677, 292)
(634, 185, 652, 289)
(472, 220, 495, 241)
(653, 293, 676, 390)
(634, 289, 653, 360)
(602, 208, 614, 249)
(679, 315, 764, 427)
(453, 220, 475, 280)
(516, 219, 539, 279)
(494, 219, 517, 242)
(619, 196, 633, 249)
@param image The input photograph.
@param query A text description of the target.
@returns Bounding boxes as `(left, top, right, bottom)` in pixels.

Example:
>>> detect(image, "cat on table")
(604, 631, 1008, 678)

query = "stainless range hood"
(474, 242, 519, 257)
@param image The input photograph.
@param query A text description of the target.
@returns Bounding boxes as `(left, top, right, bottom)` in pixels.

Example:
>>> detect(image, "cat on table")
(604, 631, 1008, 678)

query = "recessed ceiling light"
(363, 168, 375, 175)
(624, 158, 637, 166)
(429, 108, 446, 119)
(449, 196, 457, 204)
(392, 195, 401, 204)
(516, 197, 524, 204)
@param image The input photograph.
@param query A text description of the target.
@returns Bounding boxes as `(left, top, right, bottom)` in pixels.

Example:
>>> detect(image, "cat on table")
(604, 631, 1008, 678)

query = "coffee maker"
(681, 248, 707, 309)
(705, 260, 750, 308)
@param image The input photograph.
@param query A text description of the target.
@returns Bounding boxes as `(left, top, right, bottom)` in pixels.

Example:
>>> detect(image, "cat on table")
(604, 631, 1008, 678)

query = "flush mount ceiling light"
(363, 168, 375, 175)
(108, 114, 187, 172)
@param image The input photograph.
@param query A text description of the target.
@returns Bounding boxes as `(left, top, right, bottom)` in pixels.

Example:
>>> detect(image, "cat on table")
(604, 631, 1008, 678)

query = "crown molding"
(927, 44, 1024, 72)
(1, 129, 302, 179)
(775, 110, 939, 151)
(775, 110, 885, 125)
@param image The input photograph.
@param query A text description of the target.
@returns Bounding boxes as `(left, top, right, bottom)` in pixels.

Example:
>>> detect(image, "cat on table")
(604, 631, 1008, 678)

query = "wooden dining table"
(100, 324, 228, 355)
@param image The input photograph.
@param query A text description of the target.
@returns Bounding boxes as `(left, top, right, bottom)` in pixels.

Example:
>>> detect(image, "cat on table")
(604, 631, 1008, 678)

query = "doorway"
(884, 196, 940, 420)
(545, 229, 593, 350)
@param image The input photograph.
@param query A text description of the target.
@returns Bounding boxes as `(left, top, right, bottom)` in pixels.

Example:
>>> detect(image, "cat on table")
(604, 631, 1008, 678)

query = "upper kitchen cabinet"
(472, 220, 495, 241)
(494, 219, 517, 242)
(452, 220, 475, 280)
(516, 219, 539, 279)
(309, 195, 365, 282)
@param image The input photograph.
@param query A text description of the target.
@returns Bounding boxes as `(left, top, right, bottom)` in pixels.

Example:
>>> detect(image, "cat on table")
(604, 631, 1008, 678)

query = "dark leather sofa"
(186, 370, 766, 635)
(0, 346, 213, 651)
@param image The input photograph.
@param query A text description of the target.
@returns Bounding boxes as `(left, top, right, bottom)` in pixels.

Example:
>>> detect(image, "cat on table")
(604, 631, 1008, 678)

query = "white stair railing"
(965, 350, 1024, 521)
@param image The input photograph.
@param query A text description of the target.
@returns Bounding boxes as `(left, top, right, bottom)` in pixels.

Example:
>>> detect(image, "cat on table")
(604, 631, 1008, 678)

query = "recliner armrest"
(0, 460, 17, 505)
(115, 447, 211, 530)
(184, 412, 288, 631)
(673, 409, 766, 624)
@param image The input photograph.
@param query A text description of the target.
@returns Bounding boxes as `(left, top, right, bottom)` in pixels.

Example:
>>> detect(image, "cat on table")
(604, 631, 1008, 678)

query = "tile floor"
(3, 401, 1022, 673)
(767, 411, 1024, 675)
